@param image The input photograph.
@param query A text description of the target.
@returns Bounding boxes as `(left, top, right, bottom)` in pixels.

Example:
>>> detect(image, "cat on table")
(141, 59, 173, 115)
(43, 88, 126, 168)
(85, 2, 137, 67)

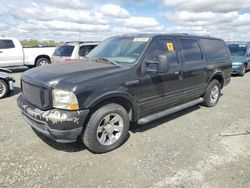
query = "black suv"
(17, 34, 232, 153)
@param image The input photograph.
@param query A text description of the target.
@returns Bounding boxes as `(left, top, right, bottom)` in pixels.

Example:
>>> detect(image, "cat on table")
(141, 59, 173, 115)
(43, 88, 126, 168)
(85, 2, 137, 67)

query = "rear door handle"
(174, 71, 179, 75)
(0, 51, 2, 53)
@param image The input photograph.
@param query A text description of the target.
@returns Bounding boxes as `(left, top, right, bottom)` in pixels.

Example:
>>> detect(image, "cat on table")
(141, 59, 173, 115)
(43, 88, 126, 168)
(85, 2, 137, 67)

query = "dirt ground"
(0, 67, 250, 188)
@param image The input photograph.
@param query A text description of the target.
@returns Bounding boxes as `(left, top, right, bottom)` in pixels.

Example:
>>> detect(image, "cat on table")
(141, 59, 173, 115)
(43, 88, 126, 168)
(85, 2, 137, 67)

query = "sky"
(1, 0, 250, 42)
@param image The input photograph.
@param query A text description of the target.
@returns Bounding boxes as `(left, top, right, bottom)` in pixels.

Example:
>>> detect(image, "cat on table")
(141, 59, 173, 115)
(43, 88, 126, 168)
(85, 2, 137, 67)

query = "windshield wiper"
(95, 57, 121, 66)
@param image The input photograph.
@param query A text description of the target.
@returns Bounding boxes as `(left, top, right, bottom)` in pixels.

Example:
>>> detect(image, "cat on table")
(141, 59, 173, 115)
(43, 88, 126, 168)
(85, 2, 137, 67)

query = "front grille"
(22, 80, 50, 109)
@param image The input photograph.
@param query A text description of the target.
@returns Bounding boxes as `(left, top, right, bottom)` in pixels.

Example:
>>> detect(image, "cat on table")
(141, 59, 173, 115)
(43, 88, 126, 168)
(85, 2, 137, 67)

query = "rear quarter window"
(54, 45, 74, 57)
(200, 39, 230, 63)
(79, 45, 97, 57)
(0, 40, 15, 49)
(180, 39, 203, 63)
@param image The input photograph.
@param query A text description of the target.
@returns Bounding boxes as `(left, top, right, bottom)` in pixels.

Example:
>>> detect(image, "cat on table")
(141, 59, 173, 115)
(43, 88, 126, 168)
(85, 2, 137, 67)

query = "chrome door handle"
(174, 71, 179, 75)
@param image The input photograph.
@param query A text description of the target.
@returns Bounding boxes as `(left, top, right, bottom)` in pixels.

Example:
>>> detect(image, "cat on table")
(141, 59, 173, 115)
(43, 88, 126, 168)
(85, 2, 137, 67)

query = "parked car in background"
(0, 38, 55, 67)
(0, 68, 15, 99)
(51, 41, 99, 63)
(17, 34, 232, 153)
(227, 42, 250, 76)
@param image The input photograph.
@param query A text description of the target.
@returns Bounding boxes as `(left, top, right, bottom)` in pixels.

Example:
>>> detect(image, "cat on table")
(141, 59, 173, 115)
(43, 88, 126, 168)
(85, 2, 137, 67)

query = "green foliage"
(20, 39, 63, 48)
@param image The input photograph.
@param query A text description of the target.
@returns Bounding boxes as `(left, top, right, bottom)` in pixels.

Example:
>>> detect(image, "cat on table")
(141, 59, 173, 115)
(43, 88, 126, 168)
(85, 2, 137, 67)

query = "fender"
(82, 86, 138, 120)
(207, 70, 225, 88)
(0, 68, 12, 73)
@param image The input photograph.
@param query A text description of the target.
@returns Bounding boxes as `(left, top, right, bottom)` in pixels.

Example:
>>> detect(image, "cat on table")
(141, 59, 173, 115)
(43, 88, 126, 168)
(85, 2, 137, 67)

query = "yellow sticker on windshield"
(166, 43, 174, 52)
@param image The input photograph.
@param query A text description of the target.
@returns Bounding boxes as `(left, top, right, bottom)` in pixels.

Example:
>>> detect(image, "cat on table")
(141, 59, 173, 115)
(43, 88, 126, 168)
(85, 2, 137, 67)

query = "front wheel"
(0, 79, 9, 99)
(82, 103, 129, 153)
(36, 57, 50, 67)
(202, 80, 221, 107)
(239, 64, 246, 76)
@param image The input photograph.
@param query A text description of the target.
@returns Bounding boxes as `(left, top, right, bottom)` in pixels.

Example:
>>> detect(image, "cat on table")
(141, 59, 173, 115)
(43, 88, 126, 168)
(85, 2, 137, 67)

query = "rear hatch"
(52, 45, 75, 63)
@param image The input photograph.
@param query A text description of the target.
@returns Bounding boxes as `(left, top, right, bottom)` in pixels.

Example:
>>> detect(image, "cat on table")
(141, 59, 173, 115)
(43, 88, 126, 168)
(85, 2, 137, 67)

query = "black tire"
(202, 80, 221, 107)
(83, 103, 129, 153)
(36, 57, 50, 67)
(0, 79, 9, 99)
(239, 64, 246, 77)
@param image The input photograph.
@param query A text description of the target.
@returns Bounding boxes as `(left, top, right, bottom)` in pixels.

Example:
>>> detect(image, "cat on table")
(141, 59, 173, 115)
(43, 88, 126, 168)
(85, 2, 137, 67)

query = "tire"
(36, 57, 50, 67)
(0, 79, 9, 99)
(239, 64, 246, 77)
(83, 103, 129, 153)
(202, 80, 221, 107)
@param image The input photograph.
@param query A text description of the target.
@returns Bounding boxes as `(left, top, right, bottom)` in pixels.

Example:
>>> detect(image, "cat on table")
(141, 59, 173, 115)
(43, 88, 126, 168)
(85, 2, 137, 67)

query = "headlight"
(52, 89, 79, 110)
(232, 62, 243, 66)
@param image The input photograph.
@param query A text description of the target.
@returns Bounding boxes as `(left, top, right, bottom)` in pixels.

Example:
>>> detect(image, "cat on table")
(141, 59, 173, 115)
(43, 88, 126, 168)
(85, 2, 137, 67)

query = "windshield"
(86, 36, 149, 65)
(228, 44, 247, 56)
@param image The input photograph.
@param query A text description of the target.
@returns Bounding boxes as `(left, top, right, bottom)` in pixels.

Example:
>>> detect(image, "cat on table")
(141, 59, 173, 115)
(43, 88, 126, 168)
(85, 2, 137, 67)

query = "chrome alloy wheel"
(96, 113, 124, 146)
(38, 59, 49, 66)
(0, 80, 7, 98)
(210, 85, 219, 104)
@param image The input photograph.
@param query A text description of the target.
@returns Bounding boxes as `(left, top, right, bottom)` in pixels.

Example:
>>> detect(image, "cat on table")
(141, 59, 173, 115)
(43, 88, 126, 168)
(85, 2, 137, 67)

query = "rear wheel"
(202, 80, 221, 107)
(36, 57, 50, 66)
(239, 64, 246, 76)
(0, 79, 9, 99)
(83, 103, 129, 153)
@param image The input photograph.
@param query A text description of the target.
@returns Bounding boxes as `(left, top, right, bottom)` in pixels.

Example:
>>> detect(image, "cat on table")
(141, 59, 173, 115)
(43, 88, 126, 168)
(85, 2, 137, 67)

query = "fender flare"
(83, 89, 138, 121)
(207, 71, 225, 88)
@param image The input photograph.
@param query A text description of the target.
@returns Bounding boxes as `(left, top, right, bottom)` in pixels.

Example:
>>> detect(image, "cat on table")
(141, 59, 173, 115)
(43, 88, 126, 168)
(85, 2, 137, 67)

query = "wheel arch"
(35, 55, 51, 65)
(85, 92, 138, 122)
(208, 72, 225, 88)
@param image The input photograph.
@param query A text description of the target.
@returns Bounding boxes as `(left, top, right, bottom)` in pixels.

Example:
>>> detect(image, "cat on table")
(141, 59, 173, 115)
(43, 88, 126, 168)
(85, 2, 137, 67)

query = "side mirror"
(247, 53, 250, 57)
(145, 55, 169, 73)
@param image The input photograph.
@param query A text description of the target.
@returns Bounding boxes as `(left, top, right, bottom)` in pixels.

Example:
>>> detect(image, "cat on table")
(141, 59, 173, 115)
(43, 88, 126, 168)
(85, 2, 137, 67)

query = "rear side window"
(79, 45, 97, 57)
(180, 39, 203, 62)
(0, 40, 15, 49)
(200, 39, 230, 62)
(54, 45, 74, 57)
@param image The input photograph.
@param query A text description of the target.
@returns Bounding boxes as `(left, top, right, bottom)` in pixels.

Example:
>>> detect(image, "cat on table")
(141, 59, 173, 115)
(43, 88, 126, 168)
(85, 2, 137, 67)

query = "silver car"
(51, 41, 99, 63)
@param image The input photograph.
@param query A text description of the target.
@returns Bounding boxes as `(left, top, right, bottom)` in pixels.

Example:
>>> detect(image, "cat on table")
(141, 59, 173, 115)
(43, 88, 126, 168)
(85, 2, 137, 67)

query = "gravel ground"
(0, 67, 250, 188)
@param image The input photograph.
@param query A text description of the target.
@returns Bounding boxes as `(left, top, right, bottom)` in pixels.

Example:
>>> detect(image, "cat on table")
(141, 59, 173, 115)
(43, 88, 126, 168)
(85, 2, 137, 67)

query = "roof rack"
(65, 41, 100, 44)
(171, 33, 189, 35)
(227, 41, 250, 43)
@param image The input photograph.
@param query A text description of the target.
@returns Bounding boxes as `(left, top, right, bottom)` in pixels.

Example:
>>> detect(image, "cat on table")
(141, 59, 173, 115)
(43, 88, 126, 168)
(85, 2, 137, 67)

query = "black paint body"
(17, 34, 232, 143)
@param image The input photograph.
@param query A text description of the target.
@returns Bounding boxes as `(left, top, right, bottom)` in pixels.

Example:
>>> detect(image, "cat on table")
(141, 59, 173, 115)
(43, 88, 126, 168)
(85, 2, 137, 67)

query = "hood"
(22, 60, 123, 89)
(231, 55, 248, 63)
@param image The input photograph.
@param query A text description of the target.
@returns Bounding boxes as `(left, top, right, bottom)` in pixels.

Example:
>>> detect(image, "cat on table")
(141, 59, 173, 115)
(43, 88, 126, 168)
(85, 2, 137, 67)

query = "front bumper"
(232, 65, 242, 74)
(17, 95, 89, 143)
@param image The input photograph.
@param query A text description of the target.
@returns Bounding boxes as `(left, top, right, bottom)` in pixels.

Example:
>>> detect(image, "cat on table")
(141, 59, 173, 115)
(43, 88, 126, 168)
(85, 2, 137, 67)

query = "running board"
(138, 98, 204, 124)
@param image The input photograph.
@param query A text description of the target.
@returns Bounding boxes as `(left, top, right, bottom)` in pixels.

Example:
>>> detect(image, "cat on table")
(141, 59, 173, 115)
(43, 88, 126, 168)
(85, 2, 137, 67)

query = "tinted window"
(54, 45, 74, 57)
(146, 38, 178, 66)
(79, 45, 97, 57)
(180, 39, 203, 62)
(200, 39, 230, 61)
(0, 40, 15, 49)
(227, 44, 247, 56)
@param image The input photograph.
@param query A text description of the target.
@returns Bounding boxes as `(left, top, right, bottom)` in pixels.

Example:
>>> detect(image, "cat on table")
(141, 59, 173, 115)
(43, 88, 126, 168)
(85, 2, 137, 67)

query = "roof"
(227, 41, 250, 45)
(112, 33, 222, 40)
(0, 37, 17, 40)
(65, 41, 100, 45)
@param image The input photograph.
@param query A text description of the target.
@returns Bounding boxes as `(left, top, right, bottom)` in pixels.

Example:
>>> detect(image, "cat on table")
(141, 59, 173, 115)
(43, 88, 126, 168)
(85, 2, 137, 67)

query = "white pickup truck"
(0, 38, 56, 67)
